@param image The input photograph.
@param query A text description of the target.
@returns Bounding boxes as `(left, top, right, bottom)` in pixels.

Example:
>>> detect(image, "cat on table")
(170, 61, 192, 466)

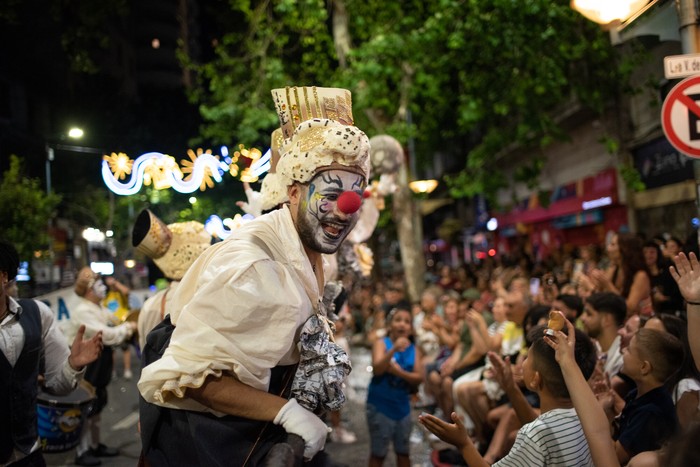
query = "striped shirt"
(494, 408, 593, 467)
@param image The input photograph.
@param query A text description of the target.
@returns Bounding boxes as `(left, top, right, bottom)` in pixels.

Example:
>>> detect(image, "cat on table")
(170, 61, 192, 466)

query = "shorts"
(483, 377, 505, 402)
(366, 403, 412, 458)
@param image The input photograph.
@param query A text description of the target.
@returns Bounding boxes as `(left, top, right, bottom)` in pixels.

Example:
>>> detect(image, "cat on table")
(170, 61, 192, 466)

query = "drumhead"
(37, 382, 96, 407)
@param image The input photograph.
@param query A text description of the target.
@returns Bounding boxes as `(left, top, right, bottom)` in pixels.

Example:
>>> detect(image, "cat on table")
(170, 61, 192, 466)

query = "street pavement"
(42, 346, 439, 467)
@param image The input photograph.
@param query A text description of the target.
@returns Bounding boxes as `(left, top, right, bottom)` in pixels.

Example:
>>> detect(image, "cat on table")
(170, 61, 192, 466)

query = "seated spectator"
(419, 324, 598, 466)
(642, 314, 699, 430)
(453, 290, 529, 449)
(545, 312, 620, 467)
(551, 293, 584, 323)
(642, 241, 683, 314)
(600, 328, 683, 464)
(580, 292, 627, 383)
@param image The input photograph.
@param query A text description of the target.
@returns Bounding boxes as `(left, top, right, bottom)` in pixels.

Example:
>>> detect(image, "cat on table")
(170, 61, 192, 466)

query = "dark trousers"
(8, 450, 46, 467)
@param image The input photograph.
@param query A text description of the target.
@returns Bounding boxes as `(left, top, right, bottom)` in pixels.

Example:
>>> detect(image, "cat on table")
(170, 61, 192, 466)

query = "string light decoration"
(101, 145, 267, 195)
(204, 213, 255, 240)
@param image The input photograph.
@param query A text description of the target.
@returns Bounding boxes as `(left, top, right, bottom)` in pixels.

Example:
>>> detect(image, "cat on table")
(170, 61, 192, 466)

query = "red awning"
(495, 168, 618, 226)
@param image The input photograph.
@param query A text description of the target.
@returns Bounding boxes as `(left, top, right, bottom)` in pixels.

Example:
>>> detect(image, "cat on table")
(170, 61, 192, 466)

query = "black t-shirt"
(615, 386, 678, 457)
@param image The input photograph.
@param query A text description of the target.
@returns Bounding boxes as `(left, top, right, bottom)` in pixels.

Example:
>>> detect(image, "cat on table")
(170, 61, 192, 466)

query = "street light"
(409, 179, 439, 194)
(570, 0, 655, 26)
(45, 128, 104, 194)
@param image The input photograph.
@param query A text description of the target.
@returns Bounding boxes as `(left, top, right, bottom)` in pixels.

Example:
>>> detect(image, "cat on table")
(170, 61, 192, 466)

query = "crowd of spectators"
(346, 230, 699, 466)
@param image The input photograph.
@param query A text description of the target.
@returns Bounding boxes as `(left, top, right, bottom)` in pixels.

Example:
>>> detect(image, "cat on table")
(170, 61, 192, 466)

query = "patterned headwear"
(275, 118, 370, 184)
(132, 210, 212, 280)
(271, 86, 371, 185)
(260, 128, 290, 211)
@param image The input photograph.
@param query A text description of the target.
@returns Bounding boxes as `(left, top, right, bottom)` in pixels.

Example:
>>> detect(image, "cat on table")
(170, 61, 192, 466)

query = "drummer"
(0, 239, 104, 466)
(63, 267, 137, 467)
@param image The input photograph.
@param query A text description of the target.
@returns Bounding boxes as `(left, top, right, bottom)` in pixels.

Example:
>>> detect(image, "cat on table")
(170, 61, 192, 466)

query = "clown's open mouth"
(322, 222, 346, 239)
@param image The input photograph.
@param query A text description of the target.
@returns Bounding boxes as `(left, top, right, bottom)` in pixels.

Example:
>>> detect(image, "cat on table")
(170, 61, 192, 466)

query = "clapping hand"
(393, 336, 410, 352)
(68, 325, 103, 370)
(487, 352, 516, 392)
(418, 411, 471, 450)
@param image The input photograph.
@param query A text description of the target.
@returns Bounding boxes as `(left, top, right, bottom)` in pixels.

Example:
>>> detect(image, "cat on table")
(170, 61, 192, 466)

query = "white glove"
(273, 398, 330, 460)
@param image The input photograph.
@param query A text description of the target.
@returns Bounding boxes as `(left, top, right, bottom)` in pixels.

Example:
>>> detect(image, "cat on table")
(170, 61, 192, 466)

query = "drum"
(36, 382, 96, 453)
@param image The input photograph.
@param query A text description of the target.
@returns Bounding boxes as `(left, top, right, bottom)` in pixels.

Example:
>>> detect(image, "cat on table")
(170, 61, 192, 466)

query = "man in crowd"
(580, 292, 626, 381)
(1, 239, 103, 466)
(138, 86, 370, 465)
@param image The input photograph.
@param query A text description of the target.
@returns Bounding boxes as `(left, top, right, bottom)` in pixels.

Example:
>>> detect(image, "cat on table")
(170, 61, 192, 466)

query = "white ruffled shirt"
(138, 205, 322, 413)
(61, 296, 133, 346)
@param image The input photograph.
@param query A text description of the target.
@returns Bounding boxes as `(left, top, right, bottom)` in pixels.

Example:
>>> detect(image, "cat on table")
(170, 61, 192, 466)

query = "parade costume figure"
(0, 240, 102, 467)
(63, 267, 136, 466)
(134, 213, 213, 350)
(138, 86, 370, 465)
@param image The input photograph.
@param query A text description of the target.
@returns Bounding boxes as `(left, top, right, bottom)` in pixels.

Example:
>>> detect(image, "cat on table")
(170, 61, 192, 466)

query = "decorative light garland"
(102, 145, 268, 195)
(204, 213, 255, 240)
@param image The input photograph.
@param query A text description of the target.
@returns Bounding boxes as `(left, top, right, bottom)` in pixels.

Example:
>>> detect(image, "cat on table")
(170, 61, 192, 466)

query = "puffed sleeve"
(138, 257, 311, 412)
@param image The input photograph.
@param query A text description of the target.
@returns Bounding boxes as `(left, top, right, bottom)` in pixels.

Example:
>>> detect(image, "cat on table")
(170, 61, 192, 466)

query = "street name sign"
(664, 53, 700, 79)
(661, 75, 700, 158)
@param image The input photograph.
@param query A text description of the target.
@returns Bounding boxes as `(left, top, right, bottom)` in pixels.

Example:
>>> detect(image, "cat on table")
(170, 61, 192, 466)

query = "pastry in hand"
(545, 311, 566, 336)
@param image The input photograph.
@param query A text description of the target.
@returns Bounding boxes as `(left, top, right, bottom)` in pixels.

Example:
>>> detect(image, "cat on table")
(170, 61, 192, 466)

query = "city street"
(42, 346, 440, 467)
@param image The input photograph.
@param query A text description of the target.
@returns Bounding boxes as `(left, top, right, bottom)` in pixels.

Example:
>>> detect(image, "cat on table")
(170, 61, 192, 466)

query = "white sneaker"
(123, 369, 133, 381)
(329, 427, 357, 444)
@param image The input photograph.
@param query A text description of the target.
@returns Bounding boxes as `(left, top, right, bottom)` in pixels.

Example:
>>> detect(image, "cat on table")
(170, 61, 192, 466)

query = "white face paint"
(92, 279, 107, 300)
(295, 169, 367, 254)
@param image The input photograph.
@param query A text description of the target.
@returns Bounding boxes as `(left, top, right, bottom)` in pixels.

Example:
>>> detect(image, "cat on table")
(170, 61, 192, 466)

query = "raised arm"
(670, 252, 700, 370)
(544, 311, 620, 467)
(487, 351, 537, 424)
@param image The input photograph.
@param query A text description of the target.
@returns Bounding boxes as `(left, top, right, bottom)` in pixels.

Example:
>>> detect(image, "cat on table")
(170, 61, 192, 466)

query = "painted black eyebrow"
(351, 176, 364, 191)
(319, 171, 343, 188)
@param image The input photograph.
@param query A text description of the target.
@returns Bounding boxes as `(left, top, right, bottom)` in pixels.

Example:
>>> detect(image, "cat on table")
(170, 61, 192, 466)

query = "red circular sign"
(662, 75, 700, 158)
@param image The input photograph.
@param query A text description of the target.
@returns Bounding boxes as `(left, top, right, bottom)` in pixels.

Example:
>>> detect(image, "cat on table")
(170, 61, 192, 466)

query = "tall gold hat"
(132, 210, 212, 280)
(260, 128, 291, 210)
(271, 86, 354, 141)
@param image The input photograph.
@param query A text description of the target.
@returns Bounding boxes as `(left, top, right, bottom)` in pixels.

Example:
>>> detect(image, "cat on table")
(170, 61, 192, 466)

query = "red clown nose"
(337, 191, 362, 214)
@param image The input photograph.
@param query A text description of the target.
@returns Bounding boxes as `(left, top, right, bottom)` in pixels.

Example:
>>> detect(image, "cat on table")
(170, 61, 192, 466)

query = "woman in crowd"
(589, 232, 652, 317)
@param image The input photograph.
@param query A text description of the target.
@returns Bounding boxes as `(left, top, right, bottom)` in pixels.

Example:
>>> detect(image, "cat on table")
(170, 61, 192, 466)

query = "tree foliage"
(0, 156, 62, 260)
(185, 0, 623, 202)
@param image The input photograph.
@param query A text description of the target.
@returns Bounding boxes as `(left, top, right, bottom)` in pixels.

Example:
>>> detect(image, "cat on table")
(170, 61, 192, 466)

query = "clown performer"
(138, 86, 371, 465)
(237, 101, 376, 446)
(132, 211, 214, 351)
(63, 267, 136, 466)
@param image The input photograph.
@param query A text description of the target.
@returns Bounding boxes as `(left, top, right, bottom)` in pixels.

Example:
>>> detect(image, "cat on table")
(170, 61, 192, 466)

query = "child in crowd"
(545, 311, 620, 467)
(367, 304, 424, 467)
(606, 328, 683, 464)
(419, 323, 598, 466)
